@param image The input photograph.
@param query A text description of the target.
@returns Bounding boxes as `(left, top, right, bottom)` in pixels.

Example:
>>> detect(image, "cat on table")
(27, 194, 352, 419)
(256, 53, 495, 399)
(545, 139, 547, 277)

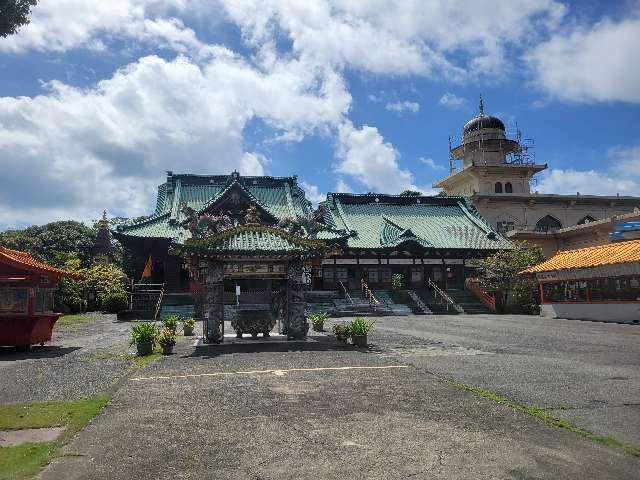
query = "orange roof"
(0, 247, 83, 279)
(522, 239, 640, 274)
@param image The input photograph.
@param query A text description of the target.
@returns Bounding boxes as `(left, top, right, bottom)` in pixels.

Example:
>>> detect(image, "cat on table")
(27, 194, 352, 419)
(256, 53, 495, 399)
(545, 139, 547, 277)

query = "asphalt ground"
(39, 315, 639, 480)
(373, 314, 640, 447)
(0, 314, 132, 403)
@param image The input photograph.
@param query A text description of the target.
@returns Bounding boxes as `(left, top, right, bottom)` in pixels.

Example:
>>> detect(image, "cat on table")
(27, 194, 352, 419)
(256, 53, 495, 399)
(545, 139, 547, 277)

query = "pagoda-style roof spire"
(478, 94, 485, 116)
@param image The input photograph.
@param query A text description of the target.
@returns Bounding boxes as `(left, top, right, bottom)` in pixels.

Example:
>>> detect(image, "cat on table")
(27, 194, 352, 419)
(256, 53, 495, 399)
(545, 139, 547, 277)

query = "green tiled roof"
(117, 172, 313, 242)
(324, 193, 511, 251)
(180, 225, 327, 255)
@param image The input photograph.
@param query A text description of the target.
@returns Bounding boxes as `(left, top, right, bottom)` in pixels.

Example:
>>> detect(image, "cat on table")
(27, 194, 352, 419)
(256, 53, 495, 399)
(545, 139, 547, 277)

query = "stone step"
(407, 290, 432, 314)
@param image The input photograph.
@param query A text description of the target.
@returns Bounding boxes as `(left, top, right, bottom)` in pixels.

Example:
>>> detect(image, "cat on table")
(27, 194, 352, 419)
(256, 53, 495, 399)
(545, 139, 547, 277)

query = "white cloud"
(0, 52, 351, 227)
(420, 157, 445, 171)
(385, 101, 420, 114)
(536, 169, 640, 196)
(438, 92, 466, 108)
(536, 146, 640, 196)
(610, 145, 640, 177)
(336, 121, 416, 193)
(335, 178, 352, 193)
(221, 0, 567, 80)
(239, 152, 267, 176)
(301, 181, 325, 204)
(0, 0, 221, 59)
(527, 15, 640, 103)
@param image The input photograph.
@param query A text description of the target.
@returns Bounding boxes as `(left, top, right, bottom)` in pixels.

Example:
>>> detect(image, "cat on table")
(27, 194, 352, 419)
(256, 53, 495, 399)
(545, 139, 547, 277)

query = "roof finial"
(102, 210, 107, 222)
(479, 94, 485, 116)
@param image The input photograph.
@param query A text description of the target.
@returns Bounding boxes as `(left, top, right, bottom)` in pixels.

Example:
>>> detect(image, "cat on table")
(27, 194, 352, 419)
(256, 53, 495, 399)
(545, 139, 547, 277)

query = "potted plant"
(332, 323, 351, 344)
(183, 317, 195, 336)
(309, 312, 329, 332)
(162, 314, 179, 333)
(350, 317, 374, 347)
(130, 322, 157, 356)
(157, 327, 177, 355)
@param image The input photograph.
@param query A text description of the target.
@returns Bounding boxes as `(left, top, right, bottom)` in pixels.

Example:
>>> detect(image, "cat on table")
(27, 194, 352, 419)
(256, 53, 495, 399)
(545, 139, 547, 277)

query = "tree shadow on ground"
(0, 346, 80, 361)
(186, 335, 372, 359)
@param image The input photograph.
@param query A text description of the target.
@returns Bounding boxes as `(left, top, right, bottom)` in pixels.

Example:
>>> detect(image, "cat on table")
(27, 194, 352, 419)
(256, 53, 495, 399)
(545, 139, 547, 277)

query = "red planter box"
(0, 314, 61, 349)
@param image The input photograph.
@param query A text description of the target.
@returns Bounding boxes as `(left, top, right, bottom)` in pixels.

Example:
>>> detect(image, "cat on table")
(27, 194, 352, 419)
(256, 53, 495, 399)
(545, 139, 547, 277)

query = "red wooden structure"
(0, 247, 82, 350)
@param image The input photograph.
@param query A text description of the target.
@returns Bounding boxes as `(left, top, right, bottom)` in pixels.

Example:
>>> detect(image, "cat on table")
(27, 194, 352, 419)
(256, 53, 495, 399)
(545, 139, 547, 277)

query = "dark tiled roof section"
(324, 193, 510, 250)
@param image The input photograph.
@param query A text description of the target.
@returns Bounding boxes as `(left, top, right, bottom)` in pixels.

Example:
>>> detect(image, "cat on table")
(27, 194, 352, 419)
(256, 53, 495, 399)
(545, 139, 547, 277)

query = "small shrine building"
(0, 247, 82, 349)
(522, 239, 640, 323)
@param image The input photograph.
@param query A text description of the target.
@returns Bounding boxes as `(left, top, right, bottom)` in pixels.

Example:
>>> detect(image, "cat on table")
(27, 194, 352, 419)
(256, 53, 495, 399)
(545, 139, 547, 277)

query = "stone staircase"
(159, 304, 195, 321)
(374, 290, 413, 315)
(446, 289, 492, 314)
(407, 290, 432, 314)
(415, 290, 459, 315)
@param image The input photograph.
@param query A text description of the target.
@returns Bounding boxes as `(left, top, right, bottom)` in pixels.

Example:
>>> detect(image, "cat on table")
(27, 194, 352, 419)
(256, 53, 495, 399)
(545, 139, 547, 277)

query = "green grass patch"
(91, 347, 163, 369)
(0, 394, 111, 479)
(133, 350, 162, 368)
(56, 314, 94, 329)
(439, 376, 640, 458)
(0, 394, 110, 432)
(0, 442, 57, 480)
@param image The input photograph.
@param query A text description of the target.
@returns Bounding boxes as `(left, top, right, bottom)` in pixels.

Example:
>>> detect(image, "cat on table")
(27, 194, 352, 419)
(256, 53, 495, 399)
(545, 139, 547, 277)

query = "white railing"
(338, 281, 354, 305)
(153, 284, 165, 321)
(427, 278, 461, 312)
(361, 279, 380, 310)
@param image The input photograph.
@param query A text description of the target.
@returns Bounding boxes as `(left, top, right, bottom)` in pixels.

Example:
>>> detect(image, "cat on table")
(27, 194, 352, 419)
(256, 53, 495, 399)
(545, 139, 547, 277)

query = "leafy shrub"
(332, 323, 351, 338)
(350, 317, 374, 336)
(162, 314, 179, 332)
(129, 322, 157, 346)
(85, 264, 128, 306)
(157, 327, 177, 347)
(309, 312, 329, 331)
(391, 273, 404, 290)
(99, 289, 129, 313)
(183, 317, 195, 328)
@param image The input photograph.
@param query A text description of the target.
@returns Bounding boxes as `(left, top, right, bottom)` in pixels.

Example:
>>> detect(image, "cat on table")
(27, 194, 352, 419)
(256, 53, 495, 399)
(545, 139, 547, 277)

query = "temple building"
(115, 171, 316, 293)
(319, 193, 510, 291)
(115, 171, 509, 338)
(434, 98, 640, 250)
(522, 239, 640, 324)
(116, 172, 509, 293)
(91, 211, 113, 265)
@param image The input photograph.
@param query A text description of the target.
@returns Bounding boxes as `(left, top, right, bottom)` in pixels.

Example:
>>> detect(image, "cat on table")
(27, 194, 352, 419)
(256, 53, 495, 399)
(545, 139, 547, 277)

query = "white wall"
(540, 303, 640, 324)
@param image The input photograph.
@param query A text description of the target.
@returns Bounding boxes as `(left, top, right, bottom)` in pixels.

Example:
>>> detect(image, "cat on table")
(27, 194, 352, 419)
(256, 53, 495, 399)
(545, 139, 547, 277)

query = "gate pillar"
(204, 260, 224, 343)
(286, 259, 308, 339)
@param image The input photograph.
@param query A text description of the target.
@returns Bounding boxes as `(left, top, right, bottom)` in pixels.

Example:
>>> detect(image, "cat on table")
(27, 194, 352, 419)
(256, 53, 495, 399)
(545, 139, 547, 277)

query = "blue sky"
(0, 0, 639, 228)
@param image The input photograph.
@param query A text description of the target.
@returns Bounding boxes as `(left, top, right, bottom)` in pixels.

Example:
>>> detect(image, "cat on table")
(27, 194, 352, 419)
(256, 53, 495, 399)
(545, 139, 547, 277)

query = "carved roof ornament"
(245, 203, 262, 225)
(181, 201, 233, 239)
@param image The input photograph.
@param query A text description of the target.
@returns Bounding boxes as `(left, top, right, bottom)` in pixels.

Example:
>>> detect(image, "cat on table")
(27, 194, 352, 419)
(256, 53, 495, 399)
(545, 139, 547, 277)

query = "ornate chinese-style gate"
(174, 224, 327, 342)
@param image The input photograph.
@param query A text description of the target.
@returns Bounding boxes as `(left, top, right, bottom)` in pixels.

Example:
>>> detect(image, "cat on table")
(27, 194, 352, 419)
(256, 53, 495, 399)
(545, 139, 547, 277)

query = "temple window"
(505, 182, 513, 193)
(494, 182, 503, 193)
(496, 221, 515, 233)
(535, 215, 562, 232)
(367, 268, 379, 283)
(577, 215, 595, 225)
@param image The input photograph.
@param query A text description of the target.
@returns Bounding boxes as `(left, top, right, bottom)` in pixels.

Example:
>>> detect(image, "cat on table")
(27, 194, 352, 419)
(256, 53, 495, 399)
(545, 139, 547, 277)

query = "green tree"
(0, 220, 96, 267)
(478, 241, 545, 314)
(399, 190, 421, 197)
(54, 253, 86, 313)
(0, 0, 38, 37)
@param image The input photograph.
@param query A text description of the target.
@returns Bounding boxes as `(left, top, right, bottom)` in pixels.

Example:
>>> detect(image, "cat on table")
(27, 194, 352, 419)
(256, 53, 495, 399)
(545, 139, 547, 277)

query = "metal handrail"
(427, 278, 455, 311)
(338, 281, 354, 305)
(361, 279, 380, 308)
(466, 280, 496, 312)
(153, 284, 165, 321)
